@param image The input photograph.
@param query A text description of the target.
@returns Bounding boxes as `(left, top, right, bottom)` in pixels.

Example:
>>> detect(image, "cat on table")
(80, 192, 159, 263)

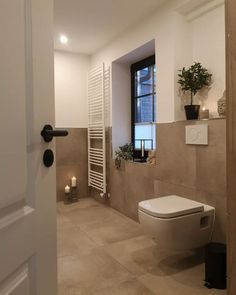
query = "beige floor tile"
(103, 235, 161, 275)
(57, 221, 97, 258)
(103, 236, 201, 277)
(79, 213, 143, 246)
(88, 278, 156, 295)
(62, 206, 119, 226)
(58, 248, 134, 295)
(57, 212, 71, 225)
(139, 264, 226, 295)
(57, 198, 101, 214)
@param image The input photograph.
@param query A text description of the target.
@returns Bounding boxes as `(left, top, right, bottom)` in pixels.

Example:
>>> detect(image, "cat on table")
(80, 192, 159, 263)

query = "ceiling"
(54, 0, 166, 55)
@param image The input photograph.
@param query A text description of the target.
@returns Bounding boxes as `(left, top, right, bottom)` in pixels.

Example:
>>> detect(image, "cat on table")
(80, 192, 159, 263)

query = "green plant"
(115, 143, 133, 169)
(178, 62, 212, 105)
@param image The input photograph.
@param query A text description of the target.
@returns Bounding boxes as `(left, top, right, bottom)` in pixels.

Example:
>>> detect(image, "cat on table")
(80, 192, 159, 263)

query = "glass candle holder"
(200, 108, 209, 120)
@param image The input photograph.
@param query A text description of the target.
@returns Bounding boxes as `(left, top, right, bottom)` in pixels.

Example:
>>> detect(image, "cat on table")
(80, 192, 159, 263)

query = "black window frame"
(131, 55, 156, 160)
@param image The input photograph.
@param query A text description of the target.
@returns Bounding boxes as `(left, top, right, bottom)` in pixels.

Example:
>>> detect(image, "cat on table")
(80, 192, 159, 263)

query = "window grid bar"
(134, 92, 157, 100)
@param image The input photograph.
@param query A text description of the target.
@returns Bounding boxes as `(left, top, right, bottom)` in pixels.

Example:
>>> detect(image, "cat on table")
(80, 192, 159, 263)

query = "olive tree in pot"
(178, 62, 212, 120)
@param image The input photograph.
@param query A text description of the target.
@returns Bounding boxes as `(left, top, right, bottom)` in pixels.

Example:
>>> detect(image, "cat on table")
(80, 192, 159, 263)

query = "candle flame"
(202, 106, 206, 111)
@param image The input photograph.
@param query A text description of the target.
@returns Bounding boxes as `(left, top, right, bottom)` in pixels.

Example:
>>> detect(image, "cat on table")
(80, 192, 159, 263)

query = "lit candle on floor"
(71, 176, 77, 187)
(65, 185, 70, 194)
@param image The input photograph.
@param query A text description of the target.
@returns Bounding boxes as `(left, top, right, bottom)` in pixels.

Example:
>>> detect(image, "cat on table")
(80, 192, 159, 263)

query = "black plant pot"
(184, 105, 200, 120)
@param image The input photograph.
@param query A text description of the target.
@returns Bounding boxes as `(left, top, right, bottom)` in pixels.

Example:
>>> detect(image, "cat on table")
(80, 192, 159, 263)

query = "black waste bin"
(205, 243, 227, 289)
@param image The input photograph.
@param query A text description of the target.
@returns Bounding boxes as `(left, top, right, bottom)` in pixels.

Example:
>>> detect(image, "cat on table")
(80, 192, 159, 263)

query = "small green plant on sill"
(178, 62, 212, 105)
(115, 143, 133, 169)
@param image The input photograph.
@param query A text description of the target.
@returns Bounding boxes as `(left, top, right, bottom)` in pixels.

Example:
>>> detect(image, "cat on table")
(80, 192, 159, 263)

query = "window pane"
(153, 94, 156, 122)
(136, 67, 153, 97)
(134, 124, 156, 150)
(135, 95, 153, 123)
(153, 66, 156, 93)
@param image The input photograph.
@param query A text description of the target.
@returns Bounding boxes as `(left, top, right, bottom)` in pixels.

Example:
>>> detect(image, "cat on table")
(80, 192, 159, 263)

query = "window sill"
(173, 116, 225, 123)
(127, 160, 156, 166)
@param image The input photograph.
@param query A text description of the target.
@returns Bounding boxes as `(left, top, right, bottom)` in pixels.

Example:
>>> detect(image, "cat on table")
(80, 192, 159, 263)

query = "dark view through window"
(131, 55, 156, 157)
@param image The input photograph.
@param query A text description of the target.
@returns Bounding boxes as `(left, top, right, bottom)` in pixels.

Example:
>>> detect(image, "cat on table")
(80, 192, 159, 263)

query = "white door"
(0, 0, 57, 294)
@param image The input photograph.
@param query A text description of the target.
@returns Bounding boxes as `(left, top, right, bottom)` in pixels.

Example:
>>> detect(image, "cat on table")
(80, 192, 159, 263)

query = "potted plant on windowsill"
(178, 62, 212, 120)
(114, 143, 133, 169)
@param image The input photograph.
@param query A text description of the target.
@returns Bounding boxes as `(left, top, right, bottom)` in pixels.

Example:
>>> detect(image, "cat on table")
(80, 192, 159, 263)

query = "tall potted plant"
(178, 62, 212, 120)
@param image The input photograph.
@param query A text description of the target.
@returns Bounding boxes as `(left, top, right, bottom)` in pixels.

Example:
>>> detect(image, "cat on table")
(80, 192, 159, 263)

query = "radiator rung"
(89, 128, 103, 132)
(89, 173, 104, 181)
(89, 183, 103, 192)
(90, 169, 103, 175)
(89, 150, 103, 156)
(88, 105, 103, 111)
(88, 66, 103, 77)
(88, 121, 103, 126)
(89, 160, 103, 167)
(89, 177, 104, 186)
(89, 153, 103, 158)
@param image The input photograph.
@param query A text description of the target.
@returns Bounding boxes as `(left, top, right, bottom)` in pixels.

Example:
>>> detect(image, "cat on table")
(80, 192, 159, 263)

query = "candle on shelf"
(200, 106, 209, 120)
(71, 176, 77, 188)
(65, 185, 70, 194)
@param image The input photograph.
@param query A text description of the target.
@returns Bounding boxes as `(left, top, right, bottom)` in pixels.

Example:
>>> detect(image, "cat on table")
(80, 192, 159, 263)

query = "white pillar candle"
(65, 185, 70, 194)
(71, 176, 77, 187)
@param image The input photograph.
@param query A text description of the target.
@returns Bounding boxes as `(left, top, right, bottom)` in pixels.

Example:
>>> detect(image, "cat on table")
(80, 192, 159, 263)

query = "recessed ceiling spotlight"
(60, 35, 68, 44)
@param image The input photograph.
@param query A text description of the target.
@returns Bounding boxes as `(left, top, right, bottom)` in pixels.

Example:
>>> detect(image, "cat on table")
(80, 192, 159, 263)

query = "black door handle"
(41, 124, 68, 142)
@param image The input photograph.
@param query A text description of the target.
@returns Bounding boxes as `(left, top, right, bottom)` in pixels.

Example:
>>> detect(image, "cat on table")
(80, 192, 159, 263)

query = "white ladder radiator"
(87, 64, 110, 193)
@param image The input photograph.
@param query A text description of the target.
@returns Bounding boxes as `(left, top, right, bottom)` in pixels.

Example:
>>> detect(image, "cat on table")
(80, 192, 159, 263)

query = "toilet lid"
(138, 195, 204, 218)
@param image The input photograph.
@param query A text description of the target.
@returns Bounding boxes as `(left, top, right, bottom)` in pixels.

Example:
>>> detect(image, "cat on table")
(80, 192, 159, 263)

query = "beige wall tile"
(154, 180, 197, 199)
(56, 128, 88, 202)
(56, 128, 87, 166)
(196, 120, 226, 195)
(110, 162, 126, 213)
(156, 122, 197, 188)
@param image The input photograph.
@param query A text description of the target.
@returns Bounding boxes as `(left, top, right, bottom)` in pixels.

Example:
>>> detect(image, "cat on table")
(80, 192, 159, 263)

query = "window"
(131, 55, 156, 159)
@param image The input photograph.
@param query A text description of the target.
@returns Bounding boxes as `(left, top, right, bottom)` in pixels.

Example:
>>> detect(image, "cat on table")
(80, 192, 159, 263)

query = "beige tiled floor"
(57, 198, 226, 295)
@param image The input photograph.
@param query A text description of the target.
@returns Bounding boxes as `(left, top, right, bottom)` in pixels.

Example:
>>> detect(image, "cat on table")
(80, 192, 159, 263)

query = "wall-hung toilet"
(138, 195, 215, 251)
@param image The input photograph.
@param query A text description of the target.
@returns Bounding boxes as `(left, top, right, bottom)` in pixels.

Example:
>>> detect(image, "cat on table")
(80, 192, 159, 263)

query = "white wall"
(173, 12, 193, 120)
(54, 51, 90, 128)
(91, 0, 225, 123)
(192, 5, 225, 117)
(91, 0, 177, 124)
(112, 62, 131, 153)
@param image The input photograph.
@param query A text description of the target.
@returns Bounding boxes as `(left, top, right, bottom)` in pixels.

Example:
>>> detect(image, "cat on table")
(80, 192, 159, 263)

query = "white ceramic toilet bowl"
(138, 195, 215, 251)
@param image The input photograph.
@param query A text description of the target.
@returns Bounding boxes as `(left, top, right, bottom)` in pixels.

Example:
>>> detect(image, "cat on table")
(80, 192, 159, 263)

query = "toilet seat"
(138, 195, 204, 218)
